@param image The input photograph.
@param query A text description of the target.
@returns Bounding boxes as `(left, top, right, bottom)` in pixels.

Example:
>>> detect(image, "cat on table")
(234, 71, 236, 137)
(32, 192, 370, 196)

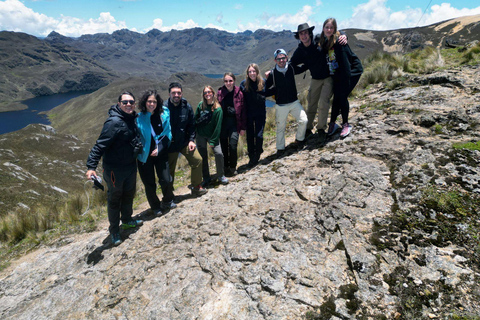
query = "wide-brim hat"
(294, 23, 315, 39)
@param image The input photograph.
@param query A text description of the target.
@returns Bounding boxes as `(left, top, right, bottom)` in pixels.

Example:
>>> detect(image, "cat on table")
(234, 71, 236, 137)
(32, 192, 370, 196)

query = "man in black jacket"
(265, 49, 308, 157)
(165, 82, 207, 196)
(86, 91, 143, 246)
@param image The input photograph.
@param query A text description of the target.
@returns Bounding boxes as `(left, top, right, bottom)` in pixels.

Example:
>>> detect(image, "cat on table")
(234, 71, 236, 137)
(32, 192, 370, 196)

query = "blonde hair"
(319, 18, 340, 51)
(201, 85, 220, 111)
(244, 63, 265, 92)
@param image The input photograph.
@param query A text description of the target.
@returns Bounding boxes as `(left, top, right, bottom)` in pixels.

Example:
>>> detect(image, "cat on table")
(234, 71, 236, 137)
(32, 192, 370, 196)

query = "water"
(0, 91, 92, 135)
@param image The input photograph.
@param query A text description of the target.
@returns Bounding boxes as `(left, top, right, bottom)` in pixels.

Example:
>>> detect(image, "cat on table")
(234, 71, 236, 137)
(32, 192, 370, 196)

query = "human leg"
(196, 135, 210, 181)
(154, 153, 174, 203)
(316, 77, 334, 131)
(275, 104, 290, 150)
(289, 100, 308, 142)
(306, 78, 323, 131)
(167, 152, 179, 187)
(246, 116, 255, 163)
(254, 115, 265, 162)
(181, 145, 203, 187)
(137, 158, 161, 211)
(228, 130, 239, 170)
(212, 142, 225, 177)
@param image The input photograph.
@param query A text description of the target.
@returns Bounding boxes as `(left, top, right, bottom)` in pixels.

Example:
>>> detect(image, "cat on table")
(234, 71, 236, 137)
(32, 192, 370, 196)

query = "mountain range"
(1, 14, 479, 112)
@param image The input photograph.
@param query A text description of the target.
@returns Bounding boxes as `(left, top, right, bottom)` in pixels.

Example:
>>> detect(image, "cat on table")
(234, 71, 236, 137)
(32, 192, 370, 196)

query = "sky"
(0, 0, 479, 37)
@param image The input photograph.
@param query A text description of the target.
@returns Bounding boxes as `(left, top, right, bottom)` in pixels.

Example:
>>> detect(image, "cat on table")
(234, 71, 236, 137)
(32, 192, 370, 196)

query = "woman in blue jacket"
(136, 90, 175, 216)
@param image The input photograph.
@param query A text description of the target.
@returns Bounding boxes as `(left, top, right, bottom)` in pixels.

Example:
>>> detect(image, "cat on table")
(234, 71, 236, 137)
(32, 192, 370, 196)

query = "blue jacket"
(136, 106, 172, 163)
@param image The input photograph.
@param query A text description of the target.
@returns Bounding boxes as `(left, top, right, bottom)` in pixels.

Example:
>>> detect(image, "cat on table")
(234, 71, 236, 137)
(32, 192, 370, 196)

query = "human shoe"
(120, 219, 143, 229)
(201, 177, 212, 188)
(275, 149, 285, 158)
(327, 122, 341, 136)
(229, 167, 238, 176)
(340, 123, 352, 138)
(317, 129, 327, 146)
(158, 200, 177, 215)
(111, 233, 122, 246)
(191, 185, 208, 196)
(293, 139, 305, 150)
(305, 128, 313, 139)
(219, 175, 229, 185)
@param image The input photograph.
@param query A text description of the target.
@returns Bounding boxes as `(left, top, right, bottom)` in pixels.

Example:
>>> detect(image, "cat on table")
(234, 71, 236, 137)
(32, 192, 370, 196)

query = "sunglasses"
(121, 100, 135, 105)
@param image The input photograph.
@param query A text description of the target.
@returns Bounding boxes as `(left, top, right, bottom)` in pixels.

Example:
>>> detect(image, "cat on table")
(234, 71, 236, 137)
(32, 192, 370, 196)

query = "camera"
(91, 175, 104, 191)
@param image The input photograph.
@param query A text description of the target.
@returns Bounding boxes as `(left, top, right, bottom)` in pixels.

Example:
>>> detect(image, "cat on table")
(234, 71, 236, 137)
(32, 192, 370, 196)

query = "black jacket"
(165, 98, 196, 153)
(264, 64, 298, 105)
(239, 79, 266, 119)
(290, 41, 330, 80)
(86, 104, 138, 170)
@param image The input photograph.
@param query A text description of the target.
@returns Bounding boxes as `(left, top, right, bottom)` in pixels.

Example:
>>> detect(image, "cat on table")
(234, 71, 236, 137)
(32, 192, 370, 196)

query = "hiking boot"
(305, 129, 313, 139)
(340, 123, 352, 138)
(293, 139, 305, 150)
(111, 233, 122, 246)
(219, 175, 229, 185)
(317, 129, 327, 146)
(229, 167, 238, 176)
(327, 122, 341, 136)
(275, 149, 285, 158)
(158, 200, 177, 215)
(192, 185, 208, 196)
(120, 219, 143, 229)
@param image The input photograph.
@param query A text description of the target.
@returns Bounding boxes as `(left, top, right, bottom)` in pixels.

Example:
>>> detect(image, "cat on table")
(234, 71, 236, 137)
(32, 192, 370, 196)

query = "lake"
(0, 91, 92, 135)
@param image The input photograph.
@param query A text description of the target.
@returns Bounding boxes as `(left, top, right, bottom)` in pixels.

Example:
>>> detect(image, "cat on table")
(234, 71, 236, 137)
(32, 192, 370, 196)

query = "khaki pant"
(168, 145, 203, 188)
(306, 77, 333, 131)
(275, 100, 308, 150)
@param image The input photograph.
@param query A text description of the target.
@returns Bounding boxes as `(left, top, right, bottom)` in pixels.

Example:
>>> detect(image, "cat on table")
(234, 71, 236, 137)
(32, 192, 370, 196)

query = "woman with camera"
(195, 85, 228, 187)
(136, 90, 176, 217)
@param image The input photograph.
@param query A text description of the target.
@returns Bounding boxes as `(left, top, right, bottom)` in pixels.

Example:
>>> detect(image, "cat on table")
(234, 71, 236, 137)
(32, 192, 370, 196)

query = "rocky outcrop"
(0, 65, 479, 319)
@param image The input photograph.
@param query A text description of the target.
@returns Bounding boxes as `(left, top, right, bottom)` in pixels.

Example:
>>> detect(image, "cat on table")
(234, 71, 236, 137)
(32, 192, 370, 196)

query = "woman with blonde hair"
(317, 18, 363, 139)
(195, 85, 228, 186)
(240, 63, 266, 167)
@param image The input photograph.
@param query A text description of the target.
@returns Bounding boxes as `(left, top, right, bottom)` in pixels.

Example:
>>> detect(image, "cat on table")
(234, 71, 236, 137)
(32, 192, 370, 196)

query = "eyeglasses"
(204, 91, 213, 95)
(121, 100, 135, 105)
(276, 57, 287, 61)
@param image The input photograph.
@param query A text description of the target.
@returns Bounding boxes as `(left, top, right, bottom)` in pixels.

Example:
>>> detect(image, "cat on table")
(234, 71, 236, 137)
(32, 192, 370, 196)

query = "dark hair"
(169, 82, 182, 93)
(223, 72, 236, 82)
(118, 91, 135, 102)
(138, 90, 163, 114)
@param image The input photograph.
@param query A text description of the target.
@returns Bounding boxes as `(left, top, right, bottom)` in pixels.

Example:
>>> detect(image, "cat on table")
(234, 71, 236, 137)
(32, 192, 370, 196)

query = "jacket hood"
(108, 104, 137, 120)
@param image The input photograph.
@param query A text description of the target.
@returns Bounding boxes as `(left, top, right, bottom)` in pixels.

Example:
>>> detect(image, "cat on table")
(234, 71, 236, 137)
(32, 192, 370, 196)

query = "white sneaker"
(340, 123, 352, 138)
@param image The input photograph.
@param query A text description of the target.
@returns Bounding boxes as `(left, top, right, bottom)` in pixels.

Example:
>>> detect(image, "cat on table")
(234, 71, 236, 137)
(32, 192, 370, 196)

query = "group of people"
(85, 18, 362, 246)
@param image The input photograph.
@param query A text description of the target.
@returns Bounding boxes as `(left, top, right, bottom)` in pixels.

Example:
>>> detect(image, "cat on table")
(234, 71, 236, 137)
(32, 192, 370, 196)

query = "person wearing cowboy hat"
(290, 22, 347, 145)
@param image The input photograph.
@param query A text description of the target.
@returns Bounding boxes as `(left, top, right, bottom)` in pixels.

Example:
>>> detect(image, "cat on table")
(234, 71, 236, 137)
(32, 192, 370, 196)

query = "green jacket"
(194, 102, 223, 146)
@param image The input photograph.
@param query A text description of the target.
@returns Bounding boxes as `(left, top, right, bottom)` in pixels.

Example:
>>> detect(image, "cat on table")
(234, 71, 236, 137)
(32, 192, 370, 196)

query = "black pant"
(103, 164, 137, 235)
(220, 117, 239, 170)
(137, 153, 174, 211)
(246, 115, 265, 162)
(331, 74, 361, 124)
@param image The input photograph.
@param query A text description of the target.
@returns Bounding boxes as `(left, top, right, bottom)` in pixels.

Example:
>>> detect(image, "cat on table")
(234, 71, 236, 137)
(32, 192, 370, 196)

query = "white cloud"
(145, 19, 200, 32)
(234, 4, 243, 10)
(0, 0, 127, 37)
(216, 13, 223, 24)
(0, 0, 57, 35)
(237, 5, 316, 32)
(340, 0, 480, 31)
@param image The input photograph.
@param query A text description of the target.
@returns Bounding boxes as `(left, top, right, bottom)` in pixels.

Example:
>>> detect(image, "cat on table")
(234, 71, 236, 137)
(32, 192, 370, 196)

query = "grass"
(453, 141, 480, 151)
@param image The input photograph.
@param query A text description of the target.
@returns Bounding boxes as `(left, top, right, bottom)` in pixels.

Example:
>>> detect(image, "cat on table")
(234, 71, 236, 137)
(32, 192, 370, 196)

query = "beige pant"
(275, 100, 308, 150)
(306, 77, 333, 131)
(168, 146, 203, 188)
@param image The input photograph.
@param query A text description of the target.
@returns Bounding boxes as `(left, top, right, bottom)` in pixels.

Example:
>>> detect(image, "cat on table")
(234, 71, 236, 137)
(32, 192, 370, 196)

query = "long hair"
(138, 90, 163, 115)
(319, 18, 340, 51)
(201, 85, 221, 111)
(244, 63, 265, 92)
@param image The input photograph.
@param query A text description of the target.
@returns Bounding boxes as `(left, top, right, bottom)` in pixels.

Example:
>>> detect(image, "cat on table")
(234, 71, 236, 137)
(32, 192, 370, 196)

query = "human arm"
(86, 117, 117, 176)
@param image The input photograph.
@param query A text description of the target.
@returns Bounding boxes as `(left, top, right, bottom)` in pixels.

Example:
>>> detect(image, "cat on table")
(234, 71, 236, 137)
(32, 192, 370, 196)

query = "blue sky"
(0, 0, 479, 37)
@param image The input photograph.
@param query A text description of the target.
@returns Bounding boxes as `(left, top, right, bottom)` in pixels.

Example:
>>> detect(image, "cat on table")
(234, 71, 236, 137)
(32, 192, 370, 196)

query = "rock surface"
(0, 65, 479, 319)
